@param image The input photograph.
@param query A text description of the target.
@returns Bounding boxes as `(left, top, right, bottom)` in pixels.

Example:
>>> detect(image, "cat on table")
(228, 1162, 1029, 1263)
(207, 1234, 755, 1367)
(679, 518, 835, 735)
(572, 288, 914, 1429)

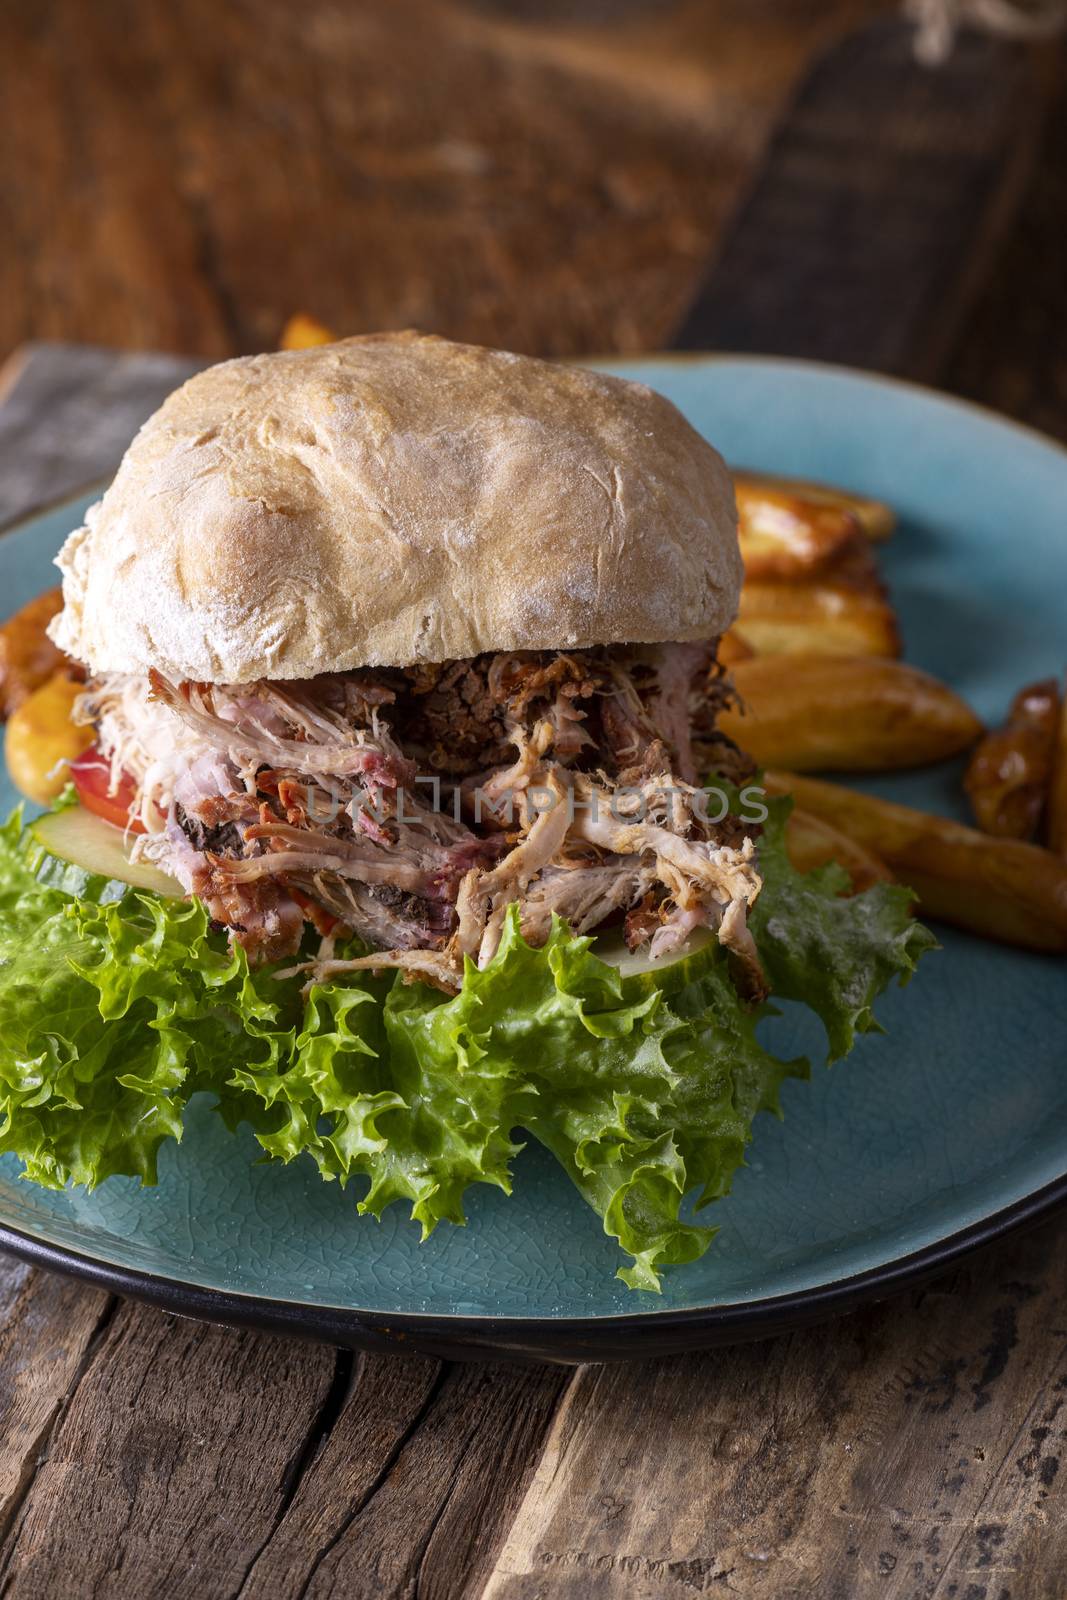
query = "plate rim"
(2, 352, 1066, 1360)
(6, 352, 1066, 546)
(586, 350, 1067, 466)
(2, 1173, 1066, 1364)
(0, 474, 109, 542)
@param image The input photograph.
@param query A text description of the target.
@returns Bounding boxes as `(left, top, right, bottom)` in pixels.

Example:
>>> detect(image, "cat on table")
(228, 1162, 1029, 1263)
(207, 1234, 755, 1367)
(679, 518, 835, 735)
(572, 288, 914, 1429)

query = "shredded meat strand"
(88, 641, 764, 998)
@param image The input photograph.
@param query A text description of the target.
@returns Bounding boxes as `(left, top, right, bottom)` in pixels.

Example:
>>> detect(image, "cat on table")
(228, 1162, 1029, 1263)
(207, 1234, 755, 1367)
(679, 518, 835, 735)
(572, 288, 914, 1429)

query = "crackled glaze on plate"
(2, 357, 1066, 1350)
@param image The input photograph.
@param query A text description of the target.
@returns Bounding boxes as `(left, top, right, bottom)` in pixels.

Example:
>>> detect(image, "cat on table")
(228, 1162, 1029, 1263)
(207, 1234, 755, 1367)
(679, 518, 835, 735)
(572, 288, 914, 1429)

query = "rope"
(904, 0, 1066, 62)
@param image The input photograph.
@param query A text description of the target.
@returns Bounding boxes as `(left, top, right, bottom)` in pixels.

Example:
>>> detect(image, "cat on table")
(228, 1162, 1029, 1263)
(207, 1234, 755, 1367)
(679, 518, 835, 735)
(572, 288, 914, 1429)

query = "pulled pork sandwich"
(0, 334, 933, 1289)
(51, 333, 759, 990)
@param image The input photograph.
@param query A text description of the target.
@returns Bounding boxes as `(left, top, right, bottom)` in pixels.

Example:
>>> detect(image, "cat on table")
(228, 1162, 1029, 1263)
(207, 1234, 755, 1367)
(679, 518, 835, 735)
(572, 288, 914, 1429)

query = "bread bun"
(51, 332, 741, 683)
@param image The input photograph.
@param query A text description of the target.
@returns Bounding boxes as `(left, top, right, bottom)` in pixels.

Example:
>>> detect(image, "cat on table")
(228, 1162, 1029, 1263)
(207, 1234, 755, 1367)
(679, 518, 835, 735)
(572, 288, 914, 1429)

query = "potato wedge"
(785, 807, 892, 893)
(733, 470, 895, 542)
(814, 537, 886, 596)
(735, 481, 862, 580)
(766, 769, 1067, 953)
(279, 313, 337, 350)
(964, 677, 1059, 840)
(735, 581, 901, 658)
(719, 654, 979, 772)
(5, 670, 93, 804)
(0, 586, 70, 720)
(1047, 675, 1067, 858)
(717, 628, 755, 667)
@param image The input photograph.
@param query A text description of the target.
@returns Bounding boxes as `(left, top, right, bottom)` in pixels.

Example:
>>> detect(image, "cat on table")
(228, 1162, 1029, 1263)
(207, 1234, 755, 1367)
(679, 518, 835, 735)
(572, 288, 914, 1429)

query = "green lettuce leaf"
(0, 810, 283, 1186)
(0, 791, 935, 1289)
(749, 794, 938, 1061)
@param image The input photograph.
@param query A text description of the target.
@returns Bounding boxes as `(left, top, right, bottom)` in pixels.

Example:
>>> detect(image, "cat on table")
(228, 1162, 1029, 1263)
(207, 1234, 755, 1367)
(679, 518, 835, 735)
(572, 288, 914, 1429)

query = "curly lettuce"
(0, 795, 934, 1289)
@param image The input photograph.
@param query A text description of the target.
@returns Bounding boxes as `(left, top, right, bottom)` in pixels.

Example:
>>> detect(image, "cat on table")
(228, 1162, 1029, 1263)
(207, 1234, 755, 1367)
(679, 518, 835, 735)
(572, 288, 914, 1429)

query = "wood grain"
(0, 0, 884, 364)
(241, 1357, 569, 1599)
(0, 1301, 337, 1598)
(483, 1218, 1067, 1598)
(0, 1259, 112, 1545)
(675, 22, 1044, 376)
(946, 42, 1067, 435)
(0, 345, 203, 527)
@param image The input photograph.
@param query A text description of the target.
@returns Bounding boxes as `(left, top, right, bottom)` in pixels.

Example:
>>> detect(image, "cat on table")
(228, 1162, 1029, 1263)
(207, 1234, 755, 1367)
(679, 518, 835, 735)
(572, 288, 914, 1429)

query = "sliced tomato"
(288, 885, 342, 937)
(70, 746, 145, 833)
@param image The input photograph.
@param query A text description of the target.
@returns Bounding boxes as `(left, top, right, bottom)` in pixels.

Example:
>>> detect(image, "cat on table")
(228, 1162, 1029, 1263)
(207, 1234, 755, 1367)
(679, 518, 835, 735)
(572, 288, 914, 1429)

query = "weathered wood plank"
(0, 1299, 337, 1599)
(240, 1356, 570, 1600)
(236, 1352, 443, 1598)
(481, 1216, 1067, 1599)
(0, 344, 202, 527)
(945, 41, 1067, 440)
(0, 0, 886, 365)
(0, 1259, 112, 1545)
(416, 1362, 572, 1600)
(674, 21, 1044, 376)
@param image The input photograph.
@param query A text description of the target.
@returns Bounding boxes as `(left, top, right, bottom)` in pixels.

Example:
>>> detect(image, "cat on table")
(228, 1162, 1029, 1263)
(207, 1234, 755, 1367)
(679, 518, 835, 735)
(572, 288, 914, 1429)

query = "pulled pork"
(79, 642, 763, 995)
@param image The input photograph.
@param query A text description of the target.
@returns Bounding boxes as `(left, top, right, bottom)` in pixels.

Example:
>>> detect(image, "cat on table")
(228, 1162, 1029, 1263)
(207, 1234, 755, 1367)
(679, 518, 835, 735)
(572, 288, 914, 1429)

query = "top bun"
(50, 332, 742, 684)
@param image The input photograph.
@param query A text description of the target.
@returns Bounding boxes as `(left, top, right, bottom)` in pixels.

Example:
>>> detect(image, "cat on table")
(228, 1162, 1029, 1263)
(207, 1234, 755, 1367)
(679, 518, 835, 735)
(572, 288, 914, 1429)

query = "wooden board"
(675, 21, 1042, 377)
(0, 345, 203, 528)
(0, 0, 886, 364)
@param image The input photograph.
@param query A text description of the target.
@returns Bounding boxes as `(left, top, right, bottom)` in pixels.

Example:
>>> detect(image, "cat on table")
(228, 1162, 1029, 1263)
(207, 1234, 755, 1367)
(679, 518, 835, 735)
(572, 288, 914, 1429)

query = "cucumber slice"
(27, 806, 183, 901)
(594, 924, 718, 997)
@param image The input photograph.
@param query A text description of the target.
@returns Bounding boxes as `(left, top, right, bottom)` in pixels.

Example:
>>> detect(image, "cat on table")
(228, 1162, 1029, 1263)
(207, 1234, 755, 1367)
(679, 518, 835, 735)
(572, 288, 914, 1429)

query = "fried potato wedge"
(0, 586, 70, 720)
(964, 677, 1059, 840)
(733, 470, 895, 543)
(717, 628, 755, 667)
(735, 481, 862, 580)
(735, 581, 901, 658)
(720, 655, 982, 771)
(785, 807, 892, 893)
(766, 769, 1067, 953)
(1047, 675, 1067, 858)
(5, 670, 93, 804)
(815, 537, 885, 596)
(279, 313, 337, 350)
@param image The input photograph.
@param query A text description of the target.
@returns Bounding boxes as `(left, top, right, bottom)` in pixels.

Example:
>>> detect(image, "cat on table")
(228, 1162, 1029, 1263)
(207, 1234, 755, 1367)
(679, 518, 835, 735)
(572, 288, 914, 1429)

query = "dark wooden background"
(2, 1, 1067, 1595)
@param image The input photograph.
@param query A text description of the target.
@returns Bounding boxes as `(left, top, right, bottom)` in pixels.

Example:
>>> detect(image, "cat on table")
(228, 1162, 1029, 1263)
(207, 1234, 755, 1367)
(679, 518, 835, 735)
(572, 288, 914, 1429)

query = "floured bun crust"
(50, 332, 742, 683)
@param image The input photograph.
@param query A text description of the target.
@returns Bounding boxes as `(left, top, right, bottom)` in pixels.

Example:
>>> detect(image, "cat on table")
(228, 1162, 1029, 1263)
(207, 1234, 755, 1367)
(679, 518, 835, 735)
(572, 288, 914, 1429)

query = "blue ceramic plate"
(2, 356, 1066, 1364)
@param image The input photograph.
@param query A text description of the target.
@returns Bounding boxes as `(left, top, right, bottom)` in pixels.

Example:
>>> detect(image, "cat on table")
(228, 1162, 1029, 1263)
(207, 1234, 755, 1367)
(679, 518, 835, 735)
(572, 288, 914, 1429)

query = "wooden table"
(2, 3, 1067, 1594)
